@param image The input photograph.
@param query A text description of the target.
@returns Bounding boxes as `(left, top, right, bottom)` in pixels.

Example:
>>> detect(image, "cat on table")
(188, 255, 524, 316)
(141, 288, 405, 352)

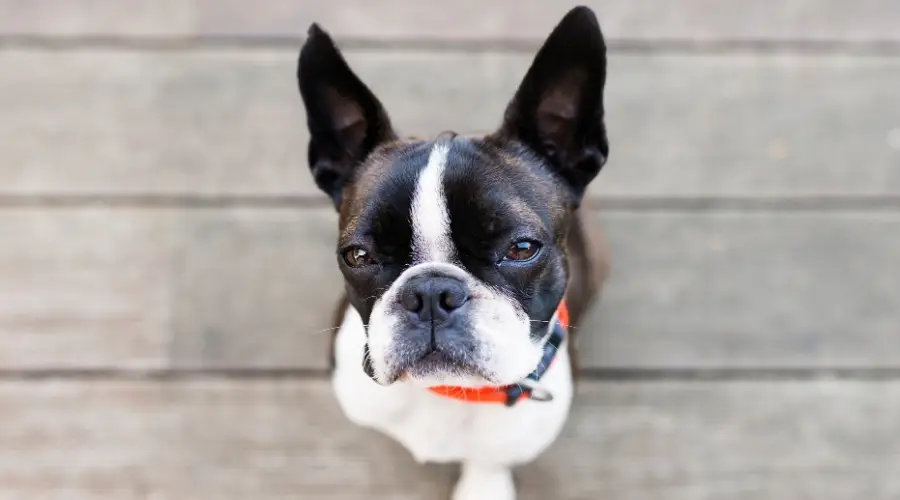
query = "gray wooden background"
(1, 1, 899, 499)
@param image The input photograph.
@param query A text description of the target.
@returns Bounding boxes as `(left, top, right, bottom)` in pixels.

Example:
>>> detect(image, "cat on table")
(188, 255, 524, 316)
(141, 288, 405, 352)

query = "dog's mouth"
(406, 349, 468, 376)
(389, 347, 496, 386)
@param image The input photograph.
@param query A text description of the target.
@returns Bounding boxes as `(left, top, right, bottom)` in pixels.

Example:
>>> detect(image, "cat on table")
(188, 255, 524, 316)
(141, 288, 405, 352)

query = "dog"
(297, 6, 610, 500)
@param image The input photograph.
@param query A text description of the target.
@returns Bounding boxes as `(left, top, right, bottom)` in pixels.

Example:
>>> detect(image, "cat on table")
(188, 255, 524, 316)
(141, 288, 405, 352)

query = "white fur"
(453, 462, 516, 500)
(470, 285, 544, 386)
(366, 262, 544, 387)
(411, 142, 452, 262)
(333, 305, 573, 500)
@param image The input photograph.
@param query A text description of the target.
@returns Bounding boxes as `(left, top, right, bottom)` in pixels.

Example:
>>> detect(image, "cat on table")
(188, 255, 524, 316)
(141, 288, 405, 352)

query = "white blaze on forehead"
(411, 142, 453, 262)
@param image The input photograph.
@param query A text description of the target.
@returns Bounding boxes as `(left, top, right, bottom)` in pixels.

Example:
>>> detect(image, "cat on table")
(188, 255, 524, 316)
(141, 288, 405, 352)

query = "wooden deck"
(1, 1, 898, 498)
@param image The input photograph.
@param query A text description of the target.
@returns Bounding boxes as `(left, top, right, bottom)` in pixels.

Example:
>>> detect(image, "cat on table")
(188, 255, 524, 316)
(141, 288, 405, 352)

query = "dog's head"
(297, 7, 608, 387)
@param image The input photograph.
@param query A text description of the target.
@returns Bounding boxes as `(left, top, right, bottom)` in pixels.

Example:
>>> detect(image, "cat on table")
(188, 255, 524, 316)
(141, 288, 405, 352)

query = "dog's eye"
(342, 247, 376, 267)
(502, 240, 542, 262)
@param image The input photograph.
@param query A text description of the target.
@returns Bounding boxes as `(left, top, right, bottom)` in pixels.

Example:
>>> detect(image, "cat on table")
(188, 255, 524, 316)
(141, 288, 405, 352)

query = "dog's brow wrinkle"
(410, 141, 453, 262)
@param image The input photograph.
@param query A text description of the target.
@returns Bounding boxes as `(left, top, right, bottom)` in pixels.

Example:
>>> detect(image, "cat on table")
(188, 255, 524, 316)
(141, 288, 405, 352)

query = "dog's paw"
(452, 463, 515, 500)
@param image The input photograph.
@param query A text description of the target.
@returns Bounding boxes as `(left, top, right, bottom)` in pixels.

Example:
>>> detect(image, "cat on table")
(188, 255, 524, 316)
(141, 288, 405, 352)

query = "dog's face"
(298, 7, 608, 387)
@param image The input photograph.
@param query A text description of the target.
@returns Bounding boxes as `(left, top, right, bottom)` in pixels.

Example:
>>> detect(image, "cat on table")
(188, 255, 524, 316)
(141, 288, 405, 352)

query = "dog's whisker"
(300, 325, 342, 336)
(301, 322, 373, 337)
(528, 319, 579, 330)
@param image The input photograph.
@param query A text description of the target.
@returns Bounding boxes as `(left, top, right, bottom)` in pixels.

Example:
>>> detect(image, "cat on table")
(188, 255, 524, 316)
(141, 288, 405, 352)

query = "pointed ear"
(498, 6, 609, 205)
(297, 24, 397, 207)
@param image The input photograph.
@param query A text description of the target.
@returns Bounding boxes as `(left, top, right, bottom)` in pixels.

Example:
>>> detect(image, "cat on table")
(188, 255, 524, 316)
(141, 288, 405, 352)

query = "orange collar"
(427, 300, 569, 406)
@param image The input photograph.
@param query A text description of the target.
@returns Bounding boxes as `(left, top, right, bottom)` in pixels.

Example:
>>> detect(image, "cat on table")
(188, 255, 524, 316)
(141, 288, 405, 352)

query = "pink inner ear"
(536, 69, 587, 122)
(538, 88, 577, 122)
(323, 87, 368, 152)
(322, 87, 364, 128)
(535, 71, 587, 151)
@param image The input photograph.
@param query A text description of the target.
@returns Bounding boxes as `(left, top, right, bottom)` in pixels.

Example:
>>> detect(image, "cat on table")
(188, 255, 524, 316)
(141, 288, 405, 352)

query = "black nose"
(399, 276, 469, 322)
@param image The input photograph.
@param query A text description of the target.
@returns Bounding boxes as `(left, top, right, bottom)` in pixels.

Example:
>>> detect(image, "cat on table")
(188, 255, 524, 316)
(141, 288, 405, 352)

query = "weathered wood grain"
(1, 0, 898, 43)
(0, 208, 173, 369)
(0, 0, 190, 37)
(1, 379, 898, 499)
(585, 211, 900, 369)
(2, 208, 898, 370)
(2, 49, 899, 198)
(0, 207, 340, 369)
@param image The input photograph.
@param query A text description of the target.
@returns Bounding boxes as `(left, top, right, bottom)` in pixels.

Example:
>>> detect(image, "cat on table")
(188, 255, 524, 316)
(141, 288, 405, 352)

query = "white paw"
(452, 463, 515, 500)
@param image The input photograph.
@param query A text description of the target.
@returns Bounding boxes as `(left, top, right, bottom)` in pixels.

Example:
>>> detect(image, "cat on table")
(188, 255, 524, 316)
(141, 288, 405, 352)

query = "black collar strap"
(502, 315, 566, 406)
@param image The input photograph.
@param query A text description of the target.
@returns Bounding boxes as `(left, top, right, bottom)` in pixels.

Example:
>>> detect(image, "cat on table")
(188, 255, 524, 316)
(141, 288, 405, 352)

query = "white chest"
(331, 307, 574, 466)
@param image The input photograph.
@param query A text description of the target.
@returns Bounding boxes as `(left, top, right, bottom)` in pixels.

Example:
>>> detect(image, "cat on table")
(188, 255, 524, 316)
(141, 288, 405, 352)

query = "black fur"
(499, 6, 609, 205)
(297, 24, 397, 207)
(335, 136, 567, 339)
(297, 6, 610, 381)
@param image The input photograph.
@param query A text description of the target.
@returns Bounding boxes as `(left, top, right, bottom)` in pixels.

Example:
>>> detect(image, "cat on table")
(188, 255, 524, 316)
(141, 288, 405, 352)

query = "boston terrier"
(297, 6, 610, 500)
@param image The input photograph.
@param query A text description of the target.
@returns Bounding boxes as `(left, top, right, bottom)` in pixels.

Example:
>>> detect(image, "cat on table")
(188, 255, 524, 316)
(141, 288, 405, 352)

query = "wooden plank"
(2, 49, 899, 198)
(2, 208, 899, 370)
(583, 211, 900, 369)
(0, 208, 173, 369)
(0, 0, 192, 37)
(2, 0, 899, 43)
(0, 207, 341, 370)
(1, 378, 898, 499)
(166, 208, 341, 369)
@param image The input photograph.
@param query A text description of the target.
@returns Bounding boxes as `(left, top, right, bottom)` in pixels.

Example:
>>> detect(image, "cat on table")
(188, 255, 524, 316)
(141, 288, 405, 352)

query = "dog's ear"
(498, 6, 609, 205)
(297, 24, 397, 207)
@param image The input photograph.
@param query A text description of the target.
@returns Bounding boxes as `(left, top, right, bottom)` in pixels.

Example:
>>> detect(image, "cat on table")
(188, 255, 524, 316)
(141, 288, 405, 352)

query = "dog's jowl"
(297, 6, 609, 500)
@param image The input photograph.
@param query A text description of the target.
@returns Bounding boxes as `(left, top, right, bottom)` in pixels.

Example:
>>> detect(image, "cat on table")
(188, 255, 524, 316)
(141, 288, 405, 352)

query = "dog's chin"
(376, 350, 497, 388)
(406, 353, 496, 388)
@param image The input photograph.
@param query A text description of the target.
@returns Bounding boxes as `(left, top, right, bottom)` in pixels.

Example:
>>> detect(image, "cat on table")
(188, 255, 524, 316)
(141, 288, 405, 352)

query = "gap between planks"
(2, 194, 900, 212)
(2, 35, 900, 55)
(2, 367, 900, 382)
